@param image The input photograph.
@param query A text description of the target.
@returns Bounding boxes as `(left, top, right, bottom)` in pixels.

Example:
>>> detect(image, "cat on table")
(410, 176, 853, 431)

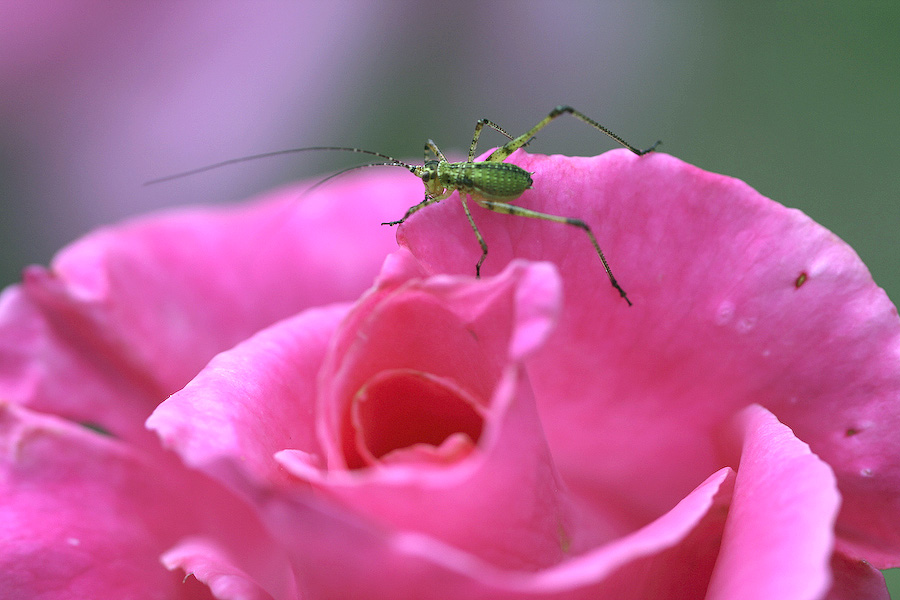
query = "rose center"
(350, 369, 485, 466)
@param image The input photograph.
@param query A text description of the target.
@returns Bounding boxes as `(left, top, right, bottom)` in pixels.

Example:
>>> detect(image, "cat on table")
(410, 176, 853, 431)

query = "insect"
(148, 106, 659, 305)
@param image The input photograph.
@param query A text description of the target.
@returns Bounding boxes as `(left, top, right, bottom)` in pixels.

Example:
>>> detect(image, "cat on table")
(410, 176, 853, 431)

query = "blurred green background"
(1, 1, 897, 595)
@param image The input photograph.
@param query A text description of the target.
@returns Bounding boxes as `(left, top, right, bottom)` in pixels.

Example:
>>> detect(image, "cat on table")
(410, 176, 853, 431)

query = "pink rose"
(1, 150, 897, 599)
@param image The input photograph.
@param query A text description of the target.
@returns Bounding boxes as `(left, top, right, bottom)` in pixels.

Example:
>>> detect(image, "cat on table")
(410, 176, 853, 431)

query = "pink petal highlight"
(162, 538, 293, 600)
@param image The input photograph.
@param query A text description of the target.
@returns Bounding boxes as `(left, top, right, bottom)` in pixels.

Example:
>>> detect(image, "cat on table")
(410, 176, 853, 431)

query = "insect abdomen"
(442, 161, 533, 199)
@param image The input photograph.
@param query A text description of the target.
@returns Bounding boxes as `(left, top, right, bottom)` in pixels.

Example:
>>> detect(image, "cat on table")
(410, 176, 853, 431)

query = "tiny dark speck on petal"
(795, 272, 809, 288)
(80, 422, 114, 437)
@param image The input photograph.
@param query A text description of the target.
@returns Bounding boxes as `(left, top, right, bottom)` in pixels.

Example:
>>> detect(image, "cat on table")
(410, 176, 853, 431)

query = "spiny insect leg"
(425, 140, 448, 163)
(460, 195, 489, 278)
(563, 106, 661, 155)
(477, 199, 632, 306)
(382, 194, 443, 226)
(487, 105, 660, 162)
(468, 118, 514, 162)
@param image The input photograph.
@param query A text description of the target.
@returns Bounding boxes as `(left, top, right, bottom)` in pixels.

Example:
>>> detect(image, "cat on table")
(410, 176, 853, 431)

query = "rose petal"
(21, 171, 416, 396)
(0, 402, 289, 599)
(826, 552, 890, 600)
(162, 537, 297, 600)
(0, 286, 161, 444)
(157, 256, 568, 570)
(706, 404, 840, 600)
(147, 303, 351, 490)
(256, 465, 734, 598)
(284, 362, 572, 570)
(510, 467, 734, 597)
(316, 255, 560, 471)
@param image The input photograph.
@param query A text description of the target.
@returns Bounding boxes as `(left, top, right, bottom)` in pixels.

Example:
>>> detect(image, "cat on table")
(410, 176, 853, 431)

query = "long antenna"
(144, 146, 414, 185)
(302, 161, 415, 195)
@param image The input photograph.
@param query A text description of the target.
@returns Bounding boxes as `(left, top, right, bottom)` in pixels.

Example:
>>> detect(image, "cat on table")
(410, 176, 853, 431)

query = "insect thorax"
(438, 161, 533, 200)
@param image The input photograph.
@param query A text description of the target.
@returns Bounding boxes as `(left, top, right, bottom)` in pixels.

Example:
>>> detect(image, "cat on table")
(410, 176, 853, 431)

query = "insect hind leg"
(468, 118, 515, 162)
(487, 105, 660, 162)
(425, 140, 449, 163)
(476, 198, 632, 305)
(561, 106, 661, 156)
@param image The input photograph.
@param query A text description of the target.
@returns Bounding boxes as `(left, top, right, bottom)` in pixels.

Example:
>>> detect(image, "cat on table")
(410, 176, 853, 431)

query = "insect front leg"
(382, 189, 452, 226)
(460, 195, 489, 278)
(476, 198, 632, 306)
